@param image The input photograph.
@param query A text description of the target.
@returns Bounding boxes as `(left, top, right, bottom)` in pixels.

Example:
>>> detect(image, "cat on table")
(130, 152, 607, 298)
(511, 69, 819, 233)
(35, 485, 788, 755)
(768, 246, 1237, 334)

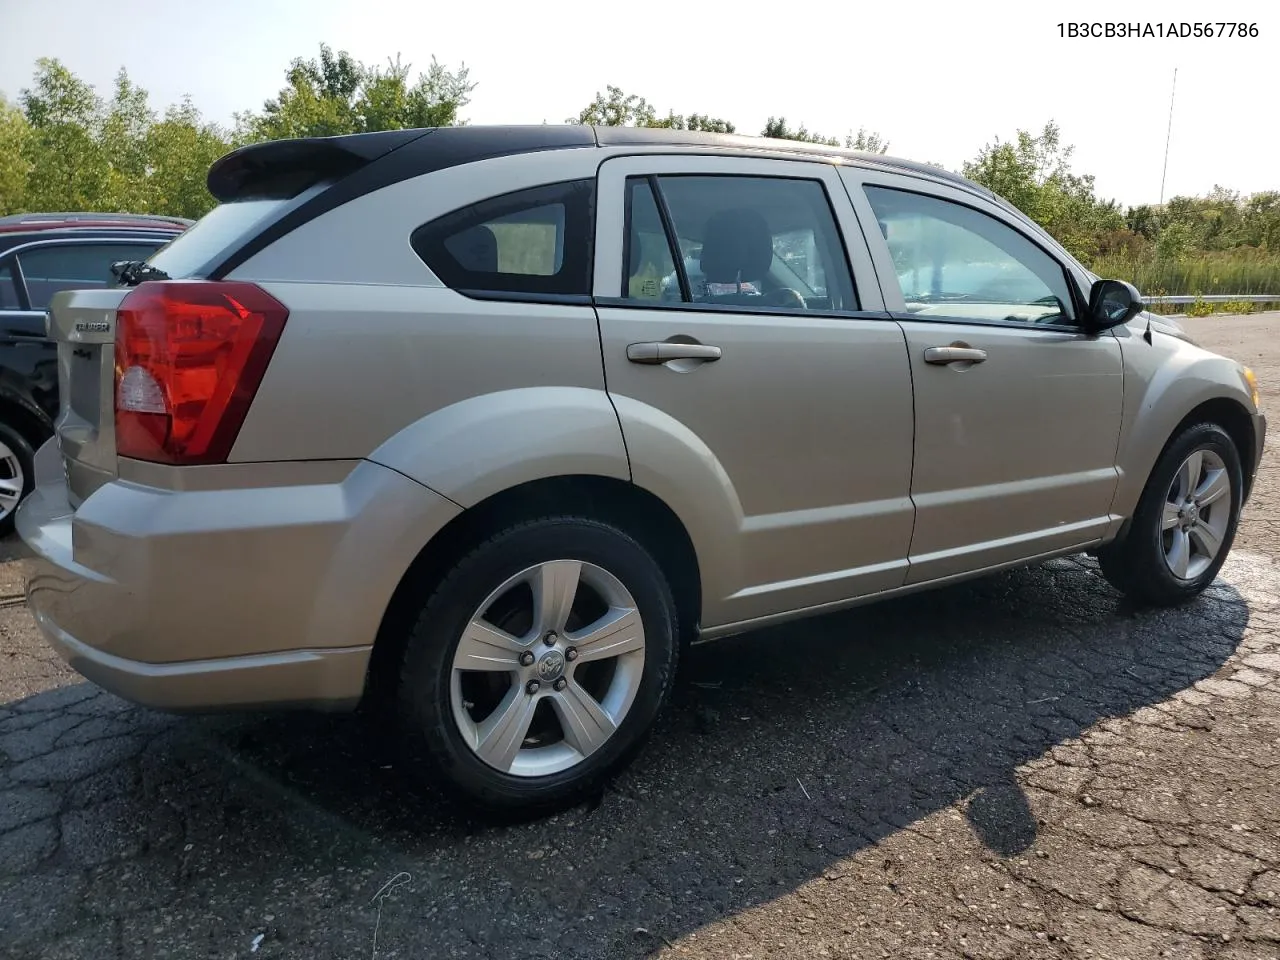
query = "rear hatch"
(47, 288, 131, 505)
(45, 130, 432, 506)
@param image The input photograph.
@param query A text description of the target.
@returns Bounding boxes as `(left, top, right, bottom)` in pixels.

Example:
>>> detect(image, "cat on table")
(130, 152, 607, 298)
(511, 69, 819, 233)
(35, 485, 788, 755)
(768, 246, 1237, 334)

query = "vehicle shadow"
(0, 555, 1251, 959)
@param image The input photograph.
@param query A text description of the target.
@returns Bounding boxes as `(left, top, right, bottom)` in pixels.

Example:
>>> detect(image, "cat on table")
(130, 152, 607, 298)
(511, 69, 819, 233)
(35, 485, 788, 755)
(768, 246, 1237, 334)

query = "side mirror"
(1087, 278, 1144, 332)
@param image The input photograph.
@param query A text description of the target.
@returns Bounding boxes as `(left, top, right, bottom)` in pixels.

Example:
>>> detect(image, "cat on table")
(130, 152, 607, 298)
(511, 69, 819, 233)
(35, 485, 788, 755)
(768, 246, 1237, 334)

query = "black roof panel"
(592, 126, 992, 196)
(204, 124, 1001, 276)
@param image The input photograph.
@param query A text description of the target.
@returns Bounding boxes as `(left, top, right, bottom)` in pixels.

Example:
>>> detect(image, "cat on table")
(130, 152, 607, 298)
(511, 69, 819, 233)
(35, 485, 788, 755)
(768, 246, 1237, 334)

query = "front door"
(842, 170, 1124, 584)
(593, 154, 916, 628)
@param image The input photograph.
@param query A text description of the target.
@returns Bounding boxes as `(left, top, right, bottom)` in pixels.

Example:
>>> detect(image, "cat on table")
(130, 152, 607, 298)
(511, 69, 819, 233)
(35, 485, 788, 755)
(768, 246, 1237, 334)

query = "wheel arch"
(363, 474, 702, 711)
(1182, 397, 1257, 499)
(1111, 335, 1261, 521)
(1109, 394, 1257, 545)
(0, 387, 54, 448)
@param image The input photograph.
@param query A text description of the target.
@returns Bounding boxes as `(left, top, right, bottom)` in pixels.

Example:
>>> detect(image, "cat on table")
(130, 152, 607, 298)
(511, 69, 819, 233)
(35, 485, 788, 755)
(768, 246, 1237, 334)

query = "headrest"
(698, 208, 773, 284)
(446, 224, 499, 273)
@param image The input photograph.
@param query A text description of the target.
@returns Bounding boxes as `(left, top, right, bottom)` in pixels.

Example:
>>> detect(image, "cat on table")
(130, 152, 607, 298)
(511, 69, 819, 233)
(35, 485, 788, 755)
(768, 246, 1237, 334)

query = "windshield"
(147, 199, 287, 278)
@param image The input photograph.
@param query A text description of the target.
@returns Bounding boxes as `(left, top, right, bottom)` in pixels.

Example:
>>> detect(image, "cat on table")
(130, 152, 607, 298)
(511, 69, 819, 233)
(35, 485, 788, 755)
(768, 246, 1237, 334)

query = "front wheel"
(1097, 422, 1243, 606)
(396, 517, 678, 816)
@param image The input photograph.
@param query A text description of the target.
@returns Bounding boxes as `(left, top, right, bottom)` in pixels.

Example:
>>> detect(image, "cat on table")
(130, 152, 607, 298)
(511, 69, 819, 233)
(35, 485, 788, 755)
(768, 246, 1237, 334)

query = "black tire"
(1097, 422, 1243, 606)
(0, 420, 36, 538)
(396, 516, 679, 817)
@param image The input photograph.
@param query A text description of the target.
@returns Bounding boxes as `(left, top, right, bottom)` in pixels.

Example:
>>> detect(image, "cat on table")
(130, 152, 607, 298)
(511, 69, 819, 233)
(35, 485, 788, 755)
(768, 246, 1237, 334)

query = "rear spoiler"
(206, 129, 432, 202)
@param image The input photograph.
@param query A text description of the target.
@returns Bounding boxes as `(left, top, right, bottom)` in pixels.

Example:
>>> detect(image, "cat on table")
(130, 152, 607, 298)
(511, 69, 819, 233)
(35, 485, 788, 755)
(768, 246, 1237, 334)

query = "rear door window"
(411, 180, 595, 298)
(622, 174, 857, 312)
(17, 242, 165, 310)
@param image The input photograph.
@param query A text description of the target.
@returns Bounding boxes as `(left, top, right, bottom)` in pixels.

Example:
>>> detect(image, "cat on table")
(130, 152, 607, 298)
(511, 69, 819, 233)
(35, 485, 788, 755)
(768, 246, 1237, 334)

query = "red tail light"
(114, 281, 288, 465)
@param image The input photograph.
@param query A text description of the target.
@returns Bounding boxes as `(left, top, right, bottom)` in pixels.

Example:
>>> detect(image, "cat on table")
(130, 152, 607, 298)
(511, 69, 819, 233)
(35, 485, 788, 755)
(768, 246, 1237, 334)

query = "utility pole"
(1159, 67, 1178, 207)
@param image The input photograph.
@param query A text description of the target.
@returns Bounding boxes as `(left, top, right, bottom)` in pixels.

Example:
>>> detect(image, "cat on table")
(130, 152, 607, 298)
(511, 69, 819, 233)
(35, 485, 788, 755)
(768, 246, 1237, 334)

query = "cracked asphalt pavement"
(4, 314, 1280, 960)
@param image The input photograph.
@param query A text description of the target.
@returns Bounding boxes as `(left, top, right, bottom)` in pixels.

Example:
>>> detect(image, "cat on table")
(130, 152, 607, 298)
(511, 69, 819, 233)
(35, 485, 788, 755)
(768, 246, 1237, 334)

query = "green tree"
(570, 85, 657, 126)
(19, 58, 110, 211)
(243, 45, 364, 140)
(0, 95, 32, 214)
(760, 118, 889, 153)
(7, 59, 231, 218)
(145, 98, 232, 219)
(963, 120, 1122, 260)
(1242, 191, 1280, 250)
(761, 116, 839, 145)
(99, 69, 156, 211)
(570, 86, 735, 132)
(1126, 203, 1159, 240)
(647, 111, 735, 134)
(845, 127, 889, 154)
(239, 43, 473, 141)
(1155, 220, 1194, 260)
(360, 55, 474, 130)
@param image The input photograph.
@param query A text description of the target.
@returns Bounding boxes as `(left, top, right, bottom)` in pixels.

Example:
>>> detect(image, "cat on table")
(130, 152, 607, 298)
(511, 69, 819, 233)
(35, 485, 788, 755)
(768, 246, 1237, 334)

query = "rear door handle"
(627, 341, 723, 364)
(924, 346, 987, 365)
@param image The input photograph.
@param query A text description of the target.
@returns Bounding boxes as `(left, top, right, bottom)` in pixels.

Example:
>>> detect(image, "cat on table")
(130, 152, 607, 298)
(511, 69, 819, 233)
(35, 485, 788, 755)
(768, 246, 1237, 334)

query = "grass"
(1091, 250, 1280, 298)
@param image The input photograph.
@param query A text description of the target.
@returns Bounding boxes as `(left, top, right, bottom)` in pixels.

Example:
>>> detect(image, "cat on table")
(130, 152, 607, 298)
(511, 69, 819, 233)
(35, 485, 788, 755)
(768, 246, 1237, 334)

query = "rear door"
(840, 168, 1124, 583)
(593, 154, 916, 627)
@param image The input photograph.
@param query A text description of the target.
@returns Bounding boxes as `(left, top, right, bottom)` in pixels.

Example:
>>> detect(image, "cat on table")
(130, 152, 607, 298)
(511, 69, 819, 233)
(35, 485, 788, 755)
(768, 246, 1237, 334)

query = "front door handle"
(924, 345, 987, 365)
(627, 341, 723, 364)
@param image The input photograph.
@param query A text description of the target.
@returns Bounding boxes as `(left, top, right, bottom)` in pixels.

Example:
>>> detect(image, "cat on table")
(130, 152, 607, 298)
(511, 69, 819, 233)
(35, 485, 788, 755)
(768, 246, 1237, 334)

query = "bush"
(1223, 300, 1256, 315)
(1186, 296, 1214, 317)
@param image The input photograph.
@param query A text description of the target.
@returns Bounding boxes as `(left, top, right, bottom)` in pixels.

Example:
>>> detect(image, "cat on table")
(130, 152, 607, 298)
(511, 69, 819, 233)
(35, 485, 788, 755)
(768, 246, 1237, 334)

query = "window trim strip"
(647, 176, 692, 303)
(593, 295, 893, 323)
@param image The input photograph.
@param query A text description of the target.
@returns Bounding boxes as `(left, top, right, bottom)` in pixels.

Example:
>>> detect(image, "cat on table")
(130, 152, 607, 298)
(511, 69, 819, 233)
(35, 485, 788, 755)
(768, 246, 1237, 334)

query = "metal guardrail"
(1147, 294, 1280, 305)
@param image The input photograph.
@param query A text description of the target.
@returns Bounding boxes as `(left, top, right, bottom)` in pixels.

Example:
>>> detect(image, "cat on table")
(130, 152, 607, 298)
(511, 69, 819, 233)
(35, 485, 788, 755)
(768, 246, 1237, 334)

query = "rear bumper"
(16, 439, 460, 712)
(27, 607, 372, 712)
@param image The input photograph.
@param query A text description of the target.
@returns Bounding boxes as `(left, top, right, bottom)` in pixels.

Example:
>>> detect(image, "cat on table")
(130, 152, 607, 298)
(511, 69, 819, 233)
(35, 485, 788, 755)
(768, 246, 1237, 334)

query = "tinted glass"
(0, 262, 19, 310)
(650, 175, 857, 311)
(444, 203, 565, 277)
(18, 242, 163, 310)
(622, 179, 678, 302)
(865, 186, 1076, 326)
(412, 179, 595, 297)
(148, 199, 284, 279)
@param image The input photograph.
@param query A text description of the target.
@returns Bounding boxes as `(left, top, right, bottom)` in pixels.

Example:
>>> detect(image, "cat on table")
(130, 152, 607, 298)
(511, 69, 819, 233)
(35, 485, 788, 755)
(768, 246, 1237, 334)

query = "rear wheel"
(396, 517, 678, 815)
(0, 421, 35, 537)
(1098, 422, 1242, 606)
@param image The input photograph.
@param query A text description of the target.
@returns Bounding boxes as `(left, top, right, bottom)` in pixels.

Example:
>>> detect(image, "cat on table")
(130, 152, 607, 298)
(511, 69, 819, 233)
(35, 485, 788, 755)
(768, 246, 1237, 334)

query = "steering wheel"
(761, 287, 807, 309)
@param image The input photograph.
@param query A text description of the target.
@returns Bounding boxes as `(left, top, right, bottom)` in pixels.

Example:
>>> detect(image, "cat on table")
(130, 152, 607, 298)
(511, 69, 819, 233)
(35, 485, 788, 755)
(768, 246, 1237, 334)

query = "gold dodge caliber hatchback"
(18, 126, 1266, 813)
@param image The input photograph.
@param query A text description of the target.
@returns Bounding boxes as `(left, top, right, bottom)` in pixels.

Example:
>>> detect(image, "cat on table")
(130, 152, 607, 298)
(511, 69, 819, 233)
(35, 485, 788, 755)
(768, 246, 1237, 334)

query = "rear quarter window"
(411, 179, 595, 299)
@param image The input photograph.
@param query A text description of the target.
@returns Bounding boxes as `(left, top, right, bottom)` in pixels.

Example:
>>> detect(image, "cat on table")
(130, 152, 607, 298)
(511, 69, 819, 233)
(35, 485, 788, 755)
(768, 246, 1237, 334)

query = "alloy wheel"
(449, 559, 646, 777)
(1162, 448, 1232, 580)
(0, 438, 25, 521)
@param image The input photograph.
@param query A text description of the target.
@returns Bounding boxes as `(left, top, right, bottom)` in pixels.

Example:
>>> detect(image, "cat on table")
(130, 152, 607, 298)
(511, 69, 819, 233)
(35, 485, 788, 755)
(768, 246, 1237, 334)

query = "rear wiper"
(111, 260, 171, 287)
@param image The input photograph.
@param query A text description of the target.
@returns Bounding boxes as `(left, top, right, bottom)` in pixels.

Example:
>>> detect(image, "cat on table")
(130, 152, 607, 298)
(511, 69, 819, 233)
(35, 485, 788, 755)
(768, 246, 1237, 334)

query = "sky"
(1, 0, 1275, 208)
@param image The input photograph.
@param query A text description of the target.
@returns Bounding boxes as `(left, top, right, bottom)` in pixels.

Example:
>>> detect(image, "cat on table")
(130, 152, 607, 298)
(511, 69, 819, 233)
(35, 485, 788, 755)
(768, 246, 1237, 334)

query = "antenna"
(1158, 67, 1178, 207)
